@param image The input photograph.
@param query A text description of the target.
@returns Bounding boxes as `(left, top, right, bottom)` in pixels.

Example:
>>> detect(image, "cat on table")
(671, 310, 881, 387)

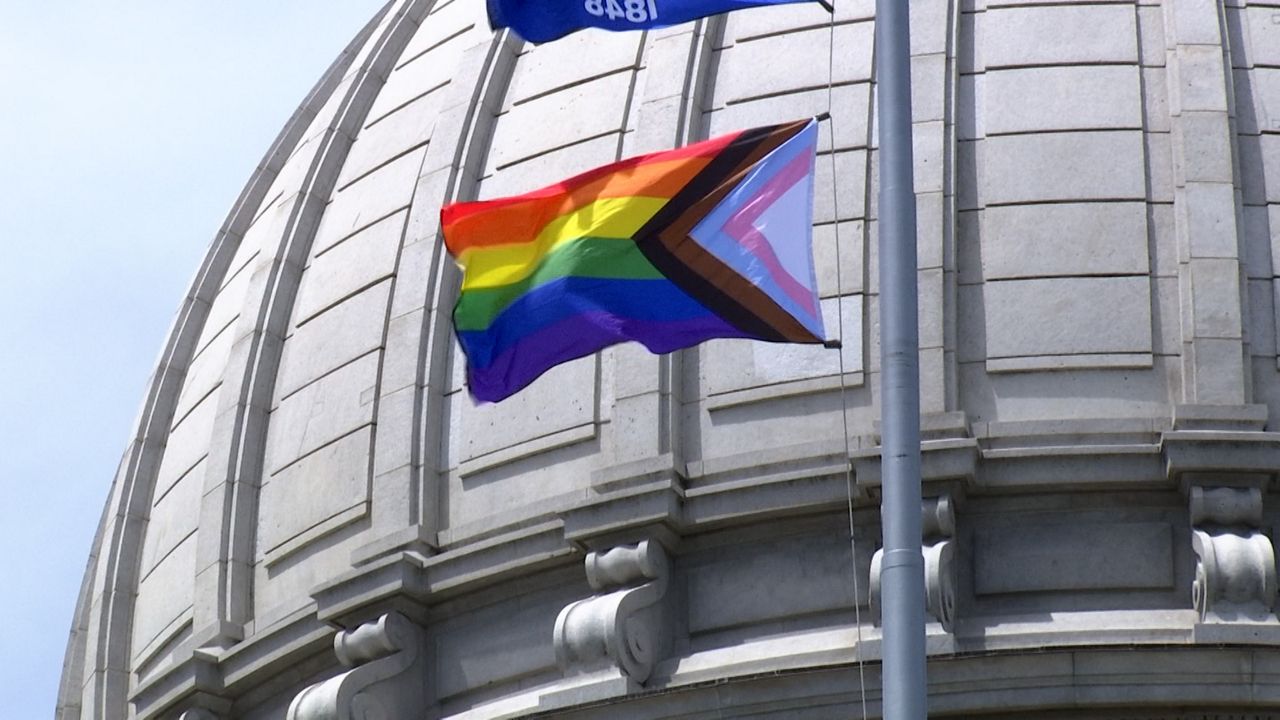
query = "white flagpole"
(874, 0, 927, 718)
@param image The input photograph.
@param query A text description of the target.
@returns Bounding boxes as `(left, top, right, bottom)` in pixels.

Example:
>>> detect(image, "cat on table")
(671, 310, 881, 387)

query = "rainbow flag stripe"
(442, 119, 824, 402)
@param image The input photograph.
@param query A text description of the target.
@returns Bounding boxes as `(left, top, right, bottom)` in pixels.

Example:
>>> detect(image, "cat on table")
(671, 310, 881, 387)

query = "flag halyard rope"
(822, 2, 869, 718)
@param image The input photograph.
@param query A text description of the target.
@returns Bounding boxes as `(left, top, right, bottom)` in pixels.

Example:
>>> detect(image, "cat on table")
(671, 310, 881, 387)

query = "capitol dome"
(59, 0, 1280, 718)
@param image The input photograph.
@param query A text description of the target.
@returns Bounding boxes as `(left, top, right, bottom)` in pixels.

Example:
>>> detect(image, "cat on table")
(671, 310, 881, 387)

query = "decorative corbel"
(287, 612, 427, 720)
(871, 494, 956, 632)
(1189, 487, 1277, 621)
(553, 540, 671, 684)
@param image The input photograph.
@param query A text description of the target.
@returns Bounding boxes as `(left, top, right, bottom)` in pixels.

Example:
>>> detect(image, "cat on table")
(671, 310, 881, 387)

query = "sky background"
(0, 3, 387, 716)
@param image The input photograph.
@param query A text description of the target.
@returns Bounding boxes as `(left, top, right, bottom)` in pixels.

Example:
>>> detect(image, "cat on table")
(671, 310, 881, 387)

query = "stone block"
(380, 307, 426, 396)
(252, 520, 368, 629)
(1150, 203, 1177, 277)
(1264, 134, 1280, 203)
(1246, 6, 1280, 68)
(1154, 275, 1181, 356)
(311, 147, 426, 254)
(1173, 111, 1233, 184)
(336, 90, 440, 191)
(919, 268, 945, 350)
(984, 276, 1152, 359)
(452, 354, 597, 463)
(488, 70, 634, 169)
(366, 25, 474, 126)
(371, 383, 419, 481)
(685, 528, 856, 633)
(199, 266, 253, 357)
(138, 460, 203, 576)
(1188, 337, 1248, 405)
(957, 73, 982, 140)
(480, 133, 620, 198)
(721, 0, 873, 43)
(1249, 279, 1276, 356)
(705, 83, 871, 154)
(130, 533, 196, 653)
(171, 321, 235, 426)
(258, 427, 370, 557)
(1146, 131, 1174, 203)
(984, 5, 1138, 69)
(982, 202, 1148, 279)
(702, 295, 862, 397)
(275, 280, 391, 400)
(642, 31, 699, 102)
(956, 140, 980, 210)
(913, 120, 945, 194)
(911, 53, 947, 123)
(264, 351, 379, 475)
(296, 210, 403, 325)
(1238, 133, 1269, 206)
(812, 221, 865, 297)
(955, 283, 987, 365)
(709, 22, 874, 108)
(982, 131, 1146, 205)
(1271, 205, 1280, 276)
(916, 192, 944, 270)
(985, 65, 1142, 135)
(1190, 258, 1243, 338)
(1142, 67, 1169, 133)
(1171, 44, 1229, 114)
(973, 521, 1173, 595)
(814, 149, 867, 223)
(433, 587, 563, 700)
(958, 11, 980, 75)
(153, 392, 218, 502)
(400, 0, 487, 64)
(506, 31, 641, 106)
(1241, 205, 1272, 279)
(609, 342, 663, 400)
(956, 210, 982, 286)
(1169, 0, 1223, 46)
(1137, 5, 1166, 68)
(1236, 67, 1280, 136)
(1178, 182, 1239, 259)
(910, 0, 950, 55)
(608, 394, 665, 464)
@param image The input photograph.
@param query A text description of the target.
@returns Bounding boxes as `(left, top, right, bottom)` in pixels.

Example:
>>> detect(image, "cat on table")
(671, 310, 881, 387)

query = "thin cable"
(824, 5, 869, 720)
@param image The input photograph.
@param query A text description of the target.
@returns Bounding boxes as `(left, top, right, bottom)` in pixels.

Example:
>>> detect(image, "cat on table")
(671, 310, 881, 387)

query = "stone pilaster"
(1163, 0, 1249, 405)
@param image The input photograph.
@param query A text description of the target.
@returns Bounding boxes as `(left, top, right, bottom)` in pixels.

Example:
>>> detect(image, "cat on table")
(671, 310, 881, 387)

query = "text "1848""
(585, 0, 659, 23)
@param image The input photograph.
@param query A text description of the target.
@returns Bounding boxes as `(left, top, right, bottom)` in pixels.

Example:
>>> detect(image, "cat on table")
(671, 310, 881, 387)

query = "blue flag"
(488, 0, 819, 43)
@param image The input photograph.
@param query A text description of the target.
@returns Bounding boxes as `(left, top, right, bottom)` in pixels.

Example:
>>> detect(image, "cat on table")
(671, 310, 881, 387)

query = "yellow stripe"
(459, 196, 667, 290)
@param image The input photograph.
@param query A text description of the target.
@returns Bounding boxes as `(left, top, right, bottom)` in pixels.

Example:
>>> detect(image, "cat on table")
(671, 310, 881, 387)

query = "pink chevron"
(720, 148, 819, 319)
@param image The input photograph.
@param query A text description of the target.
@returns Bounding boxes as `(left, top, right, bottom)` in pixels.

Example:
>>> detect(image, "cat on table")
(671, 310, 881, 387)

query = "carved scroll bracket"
(1189, 486, 1277, 622)
(553, 540, 671, 684)
(871, 494, 957, 633)
(287, 612, 427, 720)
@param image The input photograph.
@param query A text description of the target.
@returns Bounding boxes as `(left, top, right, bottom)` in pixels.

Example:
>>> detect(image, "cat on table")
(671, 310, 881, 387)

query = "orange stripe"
(441, 130, 742, 256)
(445, 157, 710, 255)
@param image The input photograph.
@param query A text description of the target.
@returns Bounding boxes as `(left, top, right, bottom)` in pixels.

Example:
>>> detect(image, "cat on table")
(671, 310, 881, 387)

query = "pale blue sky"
(0, 3, 386, 716)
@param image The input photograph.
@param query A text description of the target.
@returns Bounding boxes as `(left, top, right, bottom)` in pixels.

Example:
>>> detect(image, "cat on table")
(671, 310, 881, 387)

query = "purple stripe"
(467, 311, 750, 402)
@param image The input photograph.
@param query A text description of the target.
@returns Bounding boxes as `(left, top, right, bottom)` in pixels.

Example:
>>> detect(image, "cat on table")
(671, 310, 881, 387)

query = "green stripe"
(455, 236, 663, 330)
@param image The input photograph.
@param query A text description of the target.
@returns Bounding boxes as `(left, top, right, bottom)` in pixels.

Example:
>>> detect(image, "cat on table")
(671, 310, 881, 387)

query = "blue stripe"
(457, 275, 723, 368)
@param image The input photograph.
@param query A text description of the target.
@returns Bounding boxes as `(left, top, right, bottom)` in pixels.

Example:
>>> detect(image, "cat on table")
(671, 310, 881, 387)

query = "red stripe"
(441, 129, 744, 233)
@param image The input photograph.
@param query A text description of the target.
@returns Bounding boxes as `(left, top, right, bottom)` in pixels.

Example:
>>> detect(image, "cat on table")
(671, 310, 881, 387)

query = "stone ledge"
(446, 636, 1280, 719)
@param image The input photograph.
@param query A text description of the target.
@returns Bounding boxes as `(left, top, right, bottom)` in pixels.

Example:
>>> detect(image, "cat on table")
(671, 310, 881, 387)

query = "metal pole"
(874, 0, 926, 718)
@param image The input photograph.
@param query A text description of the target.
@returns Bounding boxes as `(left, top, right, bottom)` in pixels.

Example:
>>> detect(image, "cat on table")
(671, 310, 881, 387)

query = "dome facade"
(60, 0, 1280, 718)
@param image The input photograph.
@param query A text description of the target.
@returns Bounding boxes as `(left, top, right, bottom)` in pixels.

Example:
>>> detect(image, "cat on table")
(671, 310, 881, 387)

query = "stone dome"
(60, 0, 1280, 718)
